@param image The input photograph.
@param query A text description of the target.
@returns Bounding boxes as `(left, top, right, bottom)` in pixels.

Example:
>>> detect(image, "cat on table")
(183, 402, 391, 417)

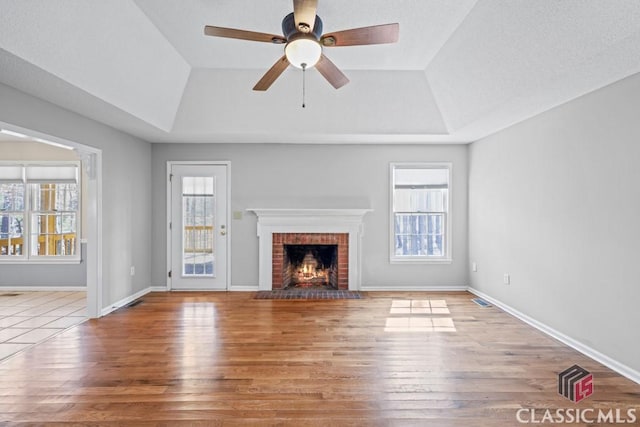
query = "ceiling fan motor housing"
(282, 12, 323, 40)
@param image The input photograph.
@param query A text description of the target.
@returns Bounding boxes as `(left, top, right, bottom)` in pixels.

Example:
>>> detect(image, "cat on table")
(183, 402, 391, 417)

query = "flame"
(296, 251, 329, 281)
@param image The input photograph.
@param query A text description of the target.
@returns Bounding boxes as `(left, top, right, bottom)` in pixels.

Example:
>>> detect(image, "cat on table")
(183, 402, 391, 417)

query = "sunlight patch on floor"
(385, 299, 456, 332)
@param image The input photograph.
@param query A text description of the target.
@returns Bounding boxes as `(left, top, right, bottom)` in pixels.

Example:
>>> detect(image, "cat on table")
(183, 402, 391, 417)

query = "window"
(390, 163, 451, 263)
(0, 163, 80, 262)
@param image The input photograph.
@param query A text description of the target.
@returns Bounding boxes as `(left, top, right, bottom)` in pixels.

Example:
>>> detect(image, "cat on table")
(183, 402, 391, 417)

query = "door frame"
(166, 161, 231, 290)
(0, 121, 103, 318)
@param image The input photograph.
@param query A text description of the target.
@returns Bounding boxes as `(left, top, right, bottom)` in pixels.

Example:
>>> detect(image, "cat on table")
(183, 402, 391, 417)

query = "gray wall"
(151, 144, 468, 289)
(0, 83, 152, 308)
(468, 73, 640, 372)
(0, 244, 87, 287)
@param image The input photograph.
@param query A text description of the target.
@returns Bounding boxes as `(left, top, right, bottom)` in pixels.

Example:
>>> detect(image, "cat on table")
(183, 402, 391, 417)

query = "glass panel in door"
(181, 176, 215, 277)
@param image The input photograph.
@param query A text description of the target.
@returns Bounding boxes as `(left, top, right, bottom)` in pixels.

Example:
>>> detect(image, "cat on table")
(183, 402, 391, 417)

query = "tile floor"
(0, 291, 86, 360)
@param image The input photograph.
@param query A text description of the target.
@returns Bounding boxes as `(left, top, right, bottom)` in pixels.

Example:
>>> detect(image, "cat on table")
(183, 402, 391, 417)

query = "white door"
(170, 163, 228, 290)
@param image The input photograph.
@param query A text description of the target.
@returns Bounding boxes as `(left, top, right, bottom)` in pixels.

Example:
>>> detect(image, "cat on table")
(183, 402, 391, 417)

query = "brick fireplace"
(247, 208, 371, 291)
(272, 232, 349, 290)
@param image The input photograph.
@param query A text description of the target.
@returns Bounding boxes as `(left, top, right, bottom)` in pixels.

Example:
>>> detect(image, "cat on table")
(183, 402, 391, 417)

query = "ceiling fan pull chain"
(301, 63, 307, 108)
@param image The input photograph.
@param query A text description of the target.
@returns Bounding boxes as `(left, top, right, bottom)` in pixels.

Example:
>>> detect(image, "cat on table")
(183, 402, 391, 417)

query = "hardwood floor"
(0, 291, 637, 426)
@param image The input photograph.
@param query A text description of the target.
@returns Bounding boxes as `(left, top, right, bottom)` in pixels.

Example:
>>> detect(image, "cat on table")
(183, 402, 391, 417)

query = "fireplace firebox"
(272, 233, 349, 290)
(283, 244, 338, 289)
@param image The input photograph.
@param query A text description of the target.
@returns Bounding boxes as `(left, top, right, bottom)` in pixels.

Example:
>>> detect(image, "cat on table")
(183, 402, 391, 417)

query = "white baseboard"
(148, 286, 168, 292)
(360, 285, 468, 292)
(229, 285, 259, 291)
(0, 286, 87, 292)
(467, 287, 640, 385)
(101, 287, 153, 317)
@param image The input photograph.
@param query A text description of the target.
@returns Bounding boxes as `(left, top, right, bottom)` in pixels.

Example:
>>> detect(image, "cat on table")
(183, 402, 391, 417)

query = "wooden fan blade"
(204, 26, 286, 44)
(253, 56, 290, 91)
(321, 23, 399, 47)
(293, 0, 318, 33)
(315, 54, 349, 89)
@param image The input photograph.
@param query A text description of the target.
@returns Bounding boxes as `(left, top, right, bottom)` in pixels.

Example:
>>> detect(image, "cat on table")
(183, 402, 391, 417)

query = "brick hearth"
(272, 233, 349, 290)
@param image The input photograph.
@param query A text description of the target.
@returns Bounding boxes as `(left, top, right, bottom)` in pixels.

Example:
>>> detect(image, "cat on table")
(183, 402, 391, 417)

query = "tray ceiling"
(1, 0, 639, 143)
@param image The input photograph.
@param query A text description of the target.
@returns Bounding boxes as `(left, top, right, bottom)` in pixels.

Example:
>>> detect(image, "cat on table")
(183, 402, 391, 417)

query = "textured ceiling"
(1, 0, 640, 144)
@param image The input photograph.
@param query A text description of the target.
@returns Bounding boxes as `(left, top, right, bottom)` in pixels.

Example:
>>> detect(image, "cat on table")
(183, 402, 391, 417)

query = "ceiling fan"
(204, 0, 399, 91)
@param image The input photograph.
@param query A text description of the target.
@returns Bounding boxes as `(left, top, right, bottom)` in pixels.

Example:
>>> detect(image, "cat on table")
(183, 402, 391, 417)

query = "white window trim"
(389, 162, 453, 264)
(0, 161, 82, 264)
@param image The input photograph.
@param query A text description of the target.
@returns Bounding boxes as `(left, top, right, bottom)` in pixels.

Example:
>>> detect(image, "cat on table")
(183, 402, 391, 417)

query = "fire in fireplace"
(283, 244, 338, 289)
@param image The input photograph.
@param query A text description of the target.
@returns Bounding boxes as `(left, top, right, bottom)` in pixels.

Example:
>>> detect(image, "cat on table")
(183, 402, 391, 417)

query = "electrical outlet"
(233, 211, 243, 220)
(472, 262, 477, 272)
(503, 273, 510, 285)
(130, 266, 135, 276)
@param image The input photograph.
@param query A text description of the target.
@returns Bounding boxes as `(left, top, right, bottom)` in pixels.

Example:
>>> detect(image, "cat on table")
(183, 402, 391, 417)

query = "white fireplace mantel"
(247, 208, 372, 291)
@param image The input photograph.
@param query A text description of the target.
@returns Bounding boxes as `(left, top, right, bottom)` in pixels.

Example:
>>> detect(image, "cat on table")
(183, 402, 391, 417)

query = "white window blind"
(0, 164, 78, 184)
(0, 165, 24, 182)
(26, 165, 78, 183)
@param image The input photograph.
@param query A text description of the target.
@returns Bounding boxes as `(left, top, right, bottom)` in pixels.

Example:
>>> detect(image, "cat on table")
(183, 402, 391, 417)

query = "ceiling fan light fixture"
(203, 2, 399, 91)
(285, 35, 321, 69)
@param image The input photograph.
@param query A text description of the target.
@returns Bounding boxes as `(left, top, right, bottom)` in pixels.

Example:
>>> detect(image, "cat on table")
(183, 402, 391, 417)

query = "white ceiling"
(1, 0, 640, 144)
